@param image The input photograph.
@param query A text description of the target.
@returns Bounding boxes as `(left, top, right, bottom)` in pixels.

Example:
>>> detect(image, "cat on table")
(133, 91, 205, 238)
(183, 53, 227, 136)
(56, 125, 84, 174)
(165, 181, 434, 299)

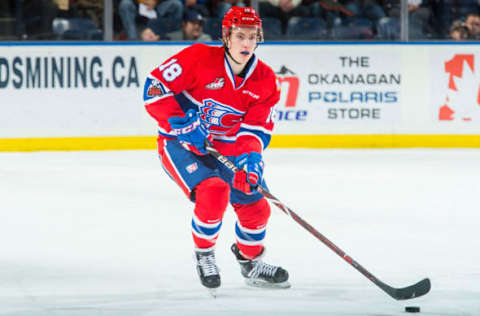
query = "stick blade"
(383, 278, 431, 300)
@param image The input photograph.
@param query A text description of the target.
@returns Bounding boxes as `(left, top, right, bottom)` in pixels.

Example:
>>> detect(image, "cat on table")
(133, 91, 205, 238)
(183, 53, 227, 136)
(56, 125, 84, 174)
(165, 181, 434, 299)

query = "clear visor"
(228, 25, 264, 43)
(231, 25, 259, 31)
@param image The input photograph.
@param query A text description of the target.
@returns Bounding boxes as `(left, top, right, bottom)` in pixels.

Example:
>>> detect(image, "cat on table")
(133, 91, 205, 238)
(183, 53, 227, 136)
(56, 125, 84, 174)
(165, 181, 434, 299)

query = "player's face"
(227, 27, 258, 64)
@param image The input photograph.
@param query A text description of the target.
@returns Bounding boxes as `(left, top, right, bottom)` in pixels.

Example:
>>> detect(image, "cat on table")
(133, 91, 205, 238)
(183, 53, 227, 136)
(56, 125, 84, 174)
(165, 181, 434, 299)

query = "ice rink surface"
(1, 148, 479, 316)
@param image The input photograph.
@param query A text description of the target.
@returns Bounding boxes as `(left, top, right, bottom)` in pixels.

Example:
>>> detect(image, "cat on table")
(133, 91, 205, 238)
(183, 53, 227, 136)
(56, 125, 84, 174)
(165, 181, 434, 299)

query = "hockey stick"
(205, 143, 431, 300)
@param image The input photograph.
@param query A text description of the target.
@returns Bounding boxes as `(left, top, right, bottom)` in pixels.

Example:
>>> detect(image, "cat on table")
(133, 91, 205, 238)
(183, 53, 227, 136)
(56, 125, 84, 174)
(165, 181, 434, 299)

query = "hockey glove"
(168, 109, 210, 155)
(233, 152, 264, 194)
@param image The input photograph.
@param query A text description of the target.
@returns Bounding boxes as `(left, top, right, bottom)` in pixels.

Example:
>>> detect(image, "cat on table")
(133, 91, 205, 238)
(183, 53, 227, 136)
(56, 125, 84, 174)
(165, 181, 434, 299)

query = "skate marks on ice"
(0, 263, 399, 316)
(0, 282, 466, 316)
(0, 257, 476, 316)
(1, 149, 480, 316)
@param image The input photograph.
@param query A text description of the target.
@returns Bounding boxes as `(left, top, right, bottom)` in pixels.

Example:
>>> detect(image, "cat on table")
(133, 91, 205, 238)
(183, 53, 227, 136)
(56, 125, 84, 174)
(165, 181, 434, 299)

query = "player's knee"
(197, 177, 230, 202)
(194, 177, 230, 219)
(234, 198, 271, 228)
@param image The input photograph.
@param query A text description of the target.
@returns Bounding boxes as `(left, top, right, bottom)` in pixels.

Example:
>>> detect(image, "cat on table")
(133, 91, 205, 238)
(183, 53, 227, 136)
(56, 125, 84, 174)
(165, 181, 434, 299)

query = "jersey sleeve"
(143, 44, 204, 137)
(235, 74, 280, 155)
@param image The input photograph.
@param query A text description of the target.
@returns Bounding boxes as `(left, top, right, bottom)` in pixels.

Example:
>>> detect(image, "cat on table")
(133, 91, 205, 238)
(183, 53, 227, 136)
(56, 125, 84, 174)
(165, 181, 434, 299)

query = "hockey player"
(143, 6, 289, 292)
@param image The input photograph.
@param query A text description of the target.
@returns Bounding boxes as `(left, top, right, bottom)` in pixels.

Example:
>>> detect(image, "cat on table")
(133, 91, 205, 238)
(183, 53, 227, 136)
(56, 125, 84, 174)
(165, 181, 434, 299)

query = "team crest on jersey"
(146, 79, 165, 97)
(205, 77, 225, 90)
(199, 99, 244, 134)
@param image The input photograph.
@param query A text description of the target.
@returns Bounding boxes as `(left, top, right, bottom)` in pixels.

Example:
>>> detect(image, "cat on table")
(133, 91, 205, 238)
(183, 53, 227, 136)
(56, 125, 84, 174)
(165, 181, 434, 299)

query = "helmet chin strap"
(225, 47, 242, 65)
(223, 36, 258, 67)
(223, 32, 261, 75)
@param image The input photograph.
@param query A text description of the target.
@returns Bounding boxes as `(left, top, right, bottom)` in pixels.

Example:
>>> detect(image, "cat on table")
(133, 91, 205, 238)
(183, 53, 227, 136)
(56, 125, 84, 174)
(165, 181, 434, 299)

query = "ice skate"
(231, 243, 290, 289)
(195, 248, 221, 293)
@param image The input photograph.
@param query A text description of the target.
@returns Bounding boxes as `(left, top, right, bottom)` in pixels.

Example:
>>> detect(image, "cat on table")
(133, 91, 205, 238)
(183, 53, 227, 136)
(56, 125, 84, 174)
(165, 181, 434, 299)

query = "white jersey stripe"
(161, 140, 190, 194)
(157, 124, 176, 137)
(224, 54, 258, 90)
(192, 214, 222, 229)
(236, 222, 266, 235)
(235, 237, 264, 246)
(192, 228, 220, 240)
(212, 134, 237, 142)
(236, 132, 264, 149)
(240, 123, 273, 135)
(144, 93, 174, 105)
(181, 90, 203, 106)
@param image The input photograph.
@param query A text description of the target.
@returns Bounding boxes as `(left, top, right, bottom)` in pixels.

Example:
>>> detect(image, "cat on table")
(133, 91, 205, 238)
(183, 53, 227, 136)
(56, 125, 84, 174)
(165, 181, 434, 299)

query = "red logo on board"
(439, 54, 480, 121)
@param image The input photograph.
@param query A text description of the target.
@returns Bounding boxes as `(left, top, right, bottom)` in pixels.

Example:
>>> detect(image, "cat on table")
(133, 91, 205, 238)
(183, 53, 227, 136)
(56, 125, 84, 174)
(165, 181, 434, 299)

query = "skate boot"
(231, 243, 290, 289)
(195, 248, 221, 293)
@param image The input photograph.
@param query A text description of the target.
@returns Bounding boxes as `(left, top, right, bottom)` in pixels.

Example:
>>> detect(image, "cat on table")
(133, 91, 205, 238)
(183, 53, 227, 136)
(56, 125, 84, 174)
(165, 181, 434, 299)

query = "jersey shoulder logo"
(146, 79, 165, 97)
(205, 77, 225, 90)
(199, 99, 244, 134)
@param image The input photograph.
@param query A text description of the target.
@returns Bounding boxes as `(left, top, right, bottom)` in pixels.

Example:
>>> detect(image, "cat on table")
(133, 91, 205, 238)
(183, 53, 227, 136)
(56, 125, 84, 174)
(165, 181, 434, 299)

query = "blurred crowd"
(0, 0, 479, 41)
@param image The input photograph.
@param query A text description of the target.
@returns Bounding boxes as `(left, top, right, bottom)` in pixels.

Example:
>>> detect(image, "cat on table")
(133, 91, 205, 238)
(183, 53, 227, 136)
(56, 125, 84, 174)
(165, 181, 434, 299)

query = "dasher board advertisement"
(257, 45, 402, 135)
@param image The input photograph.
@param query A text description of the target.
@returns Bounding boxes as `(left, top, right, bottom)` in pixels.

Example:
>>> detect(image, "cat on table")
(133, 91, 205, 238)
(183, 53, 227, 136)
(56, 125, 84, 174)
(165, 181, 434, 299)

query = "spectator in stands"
(258, 0, 310, 34)
(380, 0, 434, 39)
(21, 0, 64, 39)
(306, 0, 353, 27)
(183, 0, 210, 17)
(343, 0, 386, 23)
(54, 0, 79, 18)
(431, 0, 479, 38)
(454, 1, 480, 21)
(74, 0, 104, 28)
(309, 0, 383, 38)
(165, 8, 212, 40)
(449, 19, 469, 40)
(0, 0, 13, 18)
(0, 0, 15, 38)
(118, 0, 183, 40)
(140, 24, 162, 40)
(464, 13, 480, 39)
(210, 0, 247, 18)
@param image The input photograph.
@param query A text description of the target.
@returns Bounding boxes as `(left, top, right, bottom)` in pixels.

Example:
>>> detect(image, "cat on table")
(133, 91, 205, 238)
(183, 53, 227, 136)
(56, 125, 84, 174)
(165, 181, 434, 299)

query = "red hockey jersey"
(143, 43, 280, 156)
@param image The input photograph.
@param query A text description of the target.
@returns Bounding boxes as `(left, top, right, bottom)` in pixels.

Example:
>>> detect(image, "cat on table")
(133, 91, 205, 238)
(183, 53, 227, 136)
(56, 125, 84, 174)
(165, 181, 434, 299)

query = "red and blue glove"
(168, 109, 210, 155)
(233, 152, 264, 194)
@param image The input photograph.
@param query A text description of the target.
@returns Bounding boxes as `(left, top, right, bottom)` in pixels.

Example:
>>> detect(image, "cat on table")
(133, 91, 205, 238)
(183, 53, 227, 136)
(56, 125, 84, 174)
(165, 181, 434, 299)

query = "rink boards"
(0, 41, 479, 151)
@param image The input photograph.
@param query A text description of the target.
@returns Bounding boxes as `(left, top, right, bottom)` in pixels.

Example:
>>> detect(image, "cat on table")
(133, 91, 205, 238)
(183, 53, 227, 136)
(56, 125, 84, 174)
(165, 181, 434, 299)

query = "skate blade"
(245, 278, 291, 289)
(207, 288, 218, 298)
